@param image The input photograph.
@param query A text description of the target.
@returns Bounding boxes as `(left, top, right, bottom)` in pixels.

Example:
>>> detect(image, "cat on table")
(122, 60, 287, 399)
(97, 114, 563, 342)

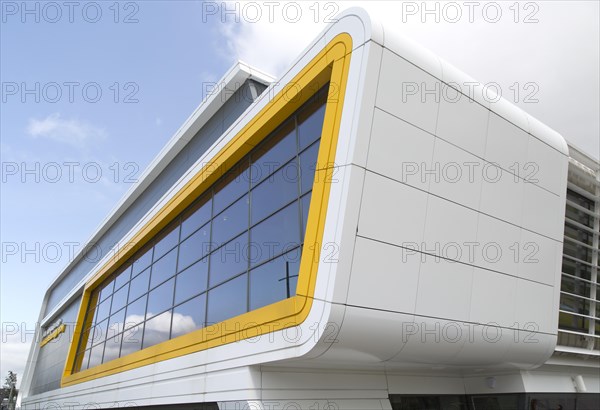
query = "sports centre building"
(19, 8, 599, 410)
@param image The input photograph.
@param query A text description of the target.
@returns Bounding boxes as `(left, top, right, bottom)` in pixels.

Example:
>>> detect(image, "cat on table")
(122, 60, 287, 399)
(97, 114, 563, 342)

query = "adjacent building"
(19, 8, 599, 410)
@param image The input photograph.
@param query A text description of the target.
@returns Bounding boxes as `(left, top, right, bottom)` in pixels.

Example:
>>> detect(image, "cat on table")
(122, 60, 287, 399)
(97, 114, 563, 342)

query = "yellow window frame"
(62, 33, 353, 387)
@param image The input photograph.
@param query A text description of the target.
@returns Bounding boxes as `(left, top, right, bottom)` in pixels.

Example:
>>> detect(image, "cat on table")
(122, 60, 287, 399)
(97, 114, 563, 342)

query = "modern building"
(19, 8, 599, 410)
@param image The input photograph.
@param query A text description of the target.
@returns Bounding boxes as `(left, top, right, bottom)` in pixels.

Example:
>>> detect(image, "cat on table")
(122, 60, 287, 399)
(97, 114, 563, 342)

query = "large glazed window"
(558, 184, 600, 352)
(74, 86, 329, 372)
(62, 34, 352, 387)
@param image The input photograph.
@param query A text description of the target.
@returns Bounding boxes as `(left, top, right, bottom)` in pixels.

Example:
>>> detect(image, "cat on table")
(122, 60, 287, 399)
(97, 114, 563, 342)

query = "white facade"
(20, 8, 599, 410)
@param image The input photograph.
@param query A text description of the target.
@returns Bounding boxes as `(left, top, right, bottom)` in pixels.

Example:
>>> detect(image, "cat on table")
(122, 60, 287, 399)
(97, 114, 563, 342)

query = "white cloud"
(26, 113, 107, 148)
(0, 333, 33, 389)
(218, 2, 423, 76)
(218, 17, 315, 76)
(217, 1, 556, 77)
(171, 312, 200, 335)
(218, 1, 599, 158)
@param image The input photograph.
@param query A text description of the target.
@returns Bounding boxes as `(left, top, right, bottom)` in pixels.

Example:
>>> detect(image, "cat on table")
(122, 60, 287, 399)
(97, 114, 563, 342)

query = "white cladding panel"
(343, 7, 568, 370)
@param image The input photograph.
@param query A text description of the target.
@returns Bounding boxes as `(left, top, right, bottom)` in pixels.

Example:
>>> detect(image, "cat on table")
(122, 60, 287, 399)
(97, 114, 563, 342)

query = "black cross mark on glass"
(278, 261, 299, 298)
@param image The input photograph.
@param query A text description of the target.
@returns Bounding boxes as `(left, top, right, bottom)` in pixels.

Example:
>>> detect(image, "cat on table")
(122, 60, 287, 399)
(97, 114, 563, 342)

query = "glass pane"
(527, 394, 576, 410)
(209, 232, 249, 287)
(114, 265, 131, 290)
(150, 247, 178, 289)
(153, 224, 180, 261)
(74, 352, 85, 371)
(89, 319, 108, 347)
(298, 99, 325, 151)
(107, 308, 126, 340)
(559, 311, 586, 332)
(98, 280, 114, 303)
(392, 396, 440, 410)
(299, 141, 320, 195)
(142, 310, 172, 349)
(567, 189, 594, 210)
(561, 276, 590, 296)
(86, 303, 97, 326)
(94, 318, 109, 344)
(102, 332, 122, 364)
(83, 323, 96, 351)
(560, 293, 589, 315)
(132, 247, 153, 276)
(206, 274, 247, 325)
(146, 278, 175, 319)
(251, 160, 299, 224)
(301, 192, 311, 235)
(472, 394, 522, 410)
(87, 342, 105, 368)
(96, 298, 112, 323)
(120, 323, 143, 357)
(128, 267, 150, 302)
(250, 202, 300, 268)
(178, 223, 211, 271)
(110, 285, 128, 315)
(172, 294, 206, 338)
(213, 162, 250, 215)
(212, 194, 249, 246)
(566, 204, 592, 226)
(181, 194, 212, 240)
(250, 250, 301, 311)
(562, 257, 592, 280)
(250, 121, 296, 187)
(174, 258, 209, 305)
(80, 349, 91, 371)
(439, 396, 468, 410)
(124, 295, 147, 331)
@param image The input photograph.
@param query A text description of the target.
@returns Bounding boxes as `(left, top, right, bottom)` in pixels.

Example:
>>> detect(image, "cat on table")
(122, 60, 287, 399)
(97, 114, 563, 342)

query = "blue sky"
(1, 1, 234, 381)
(1, 0, 599, 386)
